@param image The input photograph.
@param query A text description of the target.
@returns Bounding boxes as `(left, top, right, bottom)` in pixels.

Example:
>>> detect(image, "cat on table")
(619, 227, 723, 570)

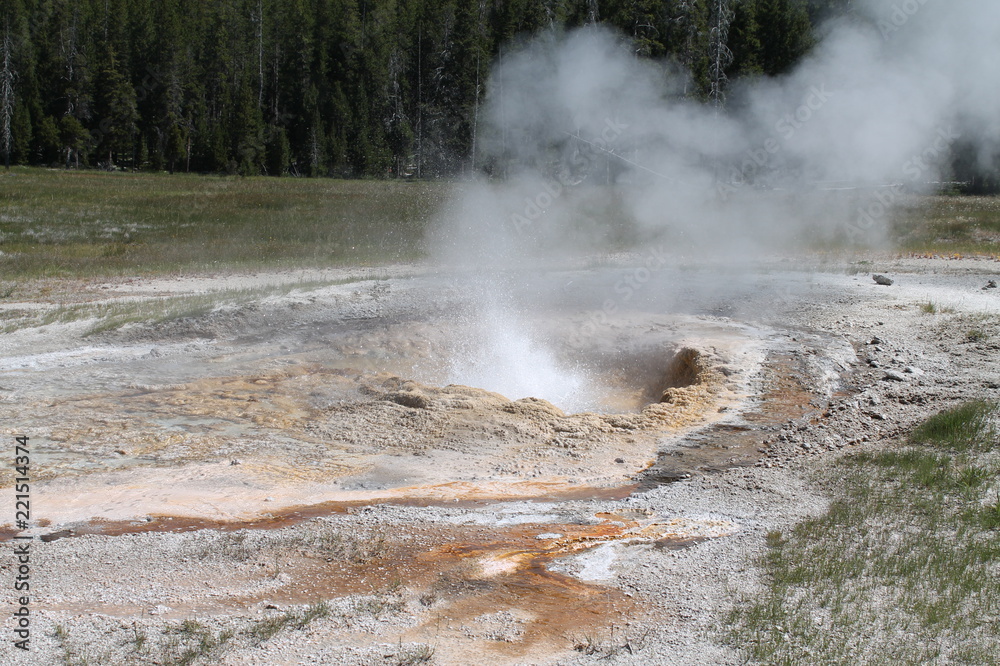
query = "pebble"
(883, 370, 908, 382)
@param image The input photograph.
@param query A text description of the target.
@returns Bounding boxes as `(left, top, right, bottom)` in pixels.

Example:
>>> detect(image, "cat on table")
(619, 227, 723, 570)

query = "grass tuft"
(570, 624, 646, 659)
(392, 644, 436, 665)
(248, 601, 332, 645)
(966, 328, 988, 342)
(288, 525, 390, 564)
(910, 401, 997, 452)
(978, 493, 1000, 530)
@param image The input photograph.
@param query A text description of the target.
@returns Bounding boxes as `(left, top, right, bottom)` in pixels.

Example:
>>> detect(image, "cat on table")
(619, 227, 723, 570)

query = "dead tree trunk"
(0, 29, 14, 170)
(709, 0, 733, 110)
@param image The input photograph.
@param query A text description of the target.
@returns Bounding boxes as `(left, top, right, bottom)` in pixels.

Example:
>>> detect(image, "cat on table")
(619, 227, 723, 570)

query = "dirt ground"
(2, 253, 999, 665)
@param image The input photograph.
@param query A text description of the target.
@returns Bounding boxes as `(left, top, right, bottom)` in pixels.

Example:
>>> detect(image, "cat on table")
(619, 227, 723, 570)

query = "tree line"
(15, 0, 990, 188)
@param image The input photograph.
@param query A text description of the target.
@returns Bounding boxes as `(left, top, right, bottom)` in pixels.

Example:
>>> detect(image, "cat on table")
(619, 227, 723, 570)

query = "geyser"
(445, 303, 596, 413)
(428, 0, 1000, 409)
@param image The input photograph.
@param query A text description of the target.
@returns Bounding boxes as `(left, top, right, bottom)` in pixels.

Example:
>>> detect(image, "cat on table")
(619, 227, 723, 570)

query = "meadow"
(0, 168, 449, 279)
(892, 195, 1000, 257)
(2, 168, 999, 282)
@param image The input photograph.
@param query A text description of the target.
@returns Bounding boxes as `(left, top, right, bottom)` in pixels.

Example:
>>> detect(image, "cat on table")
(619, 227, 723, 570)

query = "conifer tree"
(0, 0, 916, 180)
(93, 46, 137, 167)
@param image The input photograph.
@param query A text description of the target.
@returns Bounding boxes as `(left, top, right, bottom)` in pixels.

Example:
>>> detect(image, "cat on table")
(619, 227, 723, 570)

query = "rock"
(873, 274, 894, 286)
(614, 457, 625, 464)
(869, 336, 884, 345)
(387, 390, 432, 409)
(883, 370, 908, 381)
(983, 280, 997, 290)
(39, 529, 74, 543)
(904, 366, 924, 376)
(149, 605, 172, 616)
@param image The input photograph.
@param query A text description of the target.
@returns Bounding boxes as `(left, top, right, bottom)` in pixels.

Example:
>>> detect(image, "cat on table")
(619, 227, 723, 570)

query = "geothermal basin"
(1, 266, 852, 524)
(0, 261, 870, 664)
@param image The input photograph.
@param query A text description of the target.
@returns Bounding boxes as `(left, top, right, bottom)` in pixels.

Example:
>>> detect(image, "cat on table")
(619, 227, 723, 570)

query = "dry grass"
(571, 623, 648, 658)
(0, 277, 365, 335)
(52, 603, 333, 665)
(934, 312, 1000, 349)
(391, 643, 436, 665)
(183, 523, 390, 567)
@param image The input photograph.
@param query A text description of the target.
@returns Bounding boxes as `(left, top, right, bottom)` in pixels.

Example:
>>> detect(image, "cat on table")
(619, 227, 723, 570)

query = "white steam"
(434, 0, 1000, 410)
(446, 301, 595, 413)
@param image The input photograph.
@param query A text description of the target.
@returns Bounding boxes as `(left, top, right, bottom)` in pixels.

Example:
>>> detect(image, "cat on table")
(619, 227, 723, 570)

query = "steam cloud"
(432, 0, 1000, 408)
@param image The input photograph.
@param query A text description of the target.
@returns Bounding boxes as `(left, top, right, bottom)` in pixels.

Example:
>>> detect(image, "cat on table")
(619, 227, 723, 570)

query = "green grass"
(728, 401, 1000, 664)
(0, 167, 449, 278)
(891, 195, 1000, 256)
(3, 170, 998, 282)
(248, 601, 332, 644)
(161, 620, 234, 666)
(911, 400, 997, 452)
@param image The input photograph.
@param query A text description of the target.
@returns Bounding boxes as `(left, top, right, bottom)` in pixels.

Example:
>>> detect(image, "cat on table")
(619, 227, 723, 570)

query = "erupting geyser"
(426, 0, 1000, 414)
(445, 303, 597, 413)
